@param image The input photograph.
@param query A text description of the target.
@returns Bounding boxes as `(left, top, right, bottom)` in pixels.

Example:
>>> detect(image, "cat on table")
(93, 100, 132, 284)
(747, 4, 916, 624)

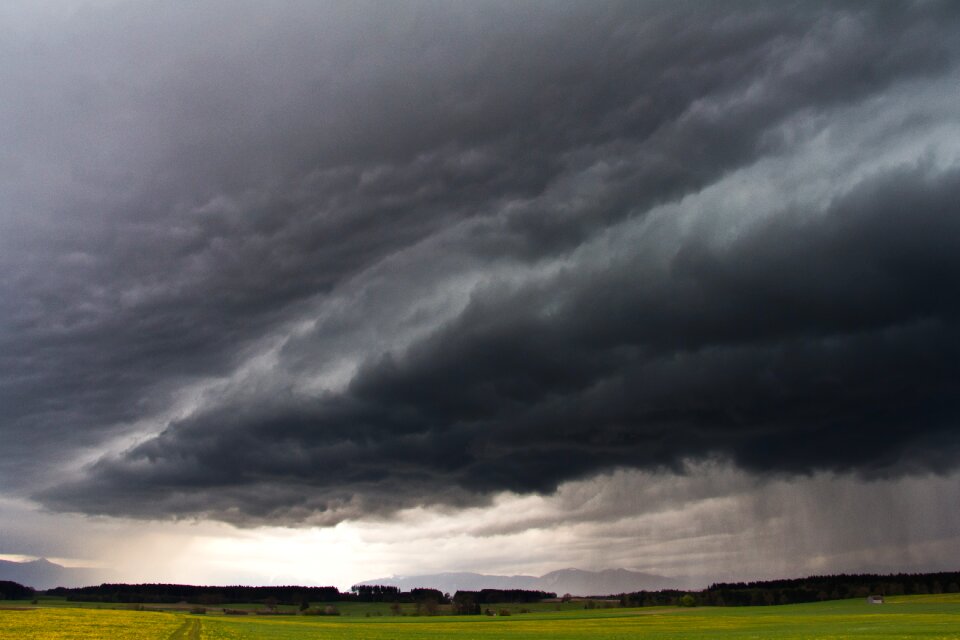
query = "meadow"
(2, 593, 959, 639)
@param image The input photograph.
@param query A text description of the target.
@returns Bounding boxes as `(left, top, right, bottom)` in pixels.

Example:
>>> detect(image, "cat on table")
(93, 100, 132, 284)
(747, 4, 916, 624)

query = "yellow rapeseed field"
(0, 606, 182, 640)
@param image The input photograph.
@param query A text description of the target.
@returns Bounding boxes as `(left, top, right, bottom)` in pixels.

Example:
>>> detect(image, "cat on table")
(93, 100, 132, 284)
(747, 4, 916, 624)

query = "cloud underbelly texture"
(3, 1, 959, 524)
(39, 162, 960, 524)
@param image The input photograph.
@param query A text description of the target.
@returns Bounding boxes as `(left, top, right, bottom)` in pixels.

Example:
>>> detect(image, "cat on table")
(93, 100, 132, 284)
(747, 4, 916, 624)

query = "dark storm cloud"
(41, 163, 960, 524)
(1, 2, 959, 522)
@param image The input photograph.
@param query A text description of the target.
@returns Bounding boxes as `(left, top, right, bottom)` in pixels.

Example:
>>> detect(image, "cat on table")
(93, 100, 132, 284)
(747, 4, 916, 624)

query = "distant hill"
(357, 568, 683, 596)
(0, 558, 104, 590)
(540, 568, 683, 595)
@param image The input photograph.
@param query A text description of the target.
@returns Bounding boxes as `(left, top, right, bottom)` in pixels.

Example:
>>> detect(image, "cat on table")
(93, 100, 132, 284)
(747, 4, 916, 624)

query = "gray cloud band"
(2, 2, 958, 523)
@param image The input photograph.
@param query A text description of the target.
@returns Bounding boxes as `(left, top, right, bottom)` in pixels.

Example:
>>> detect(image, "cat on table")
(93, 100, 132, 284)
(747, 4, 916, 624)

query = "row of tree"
(0, 580, 35, 600)
(31, 571, 960, 608)
(47, 584, 342, 605)
(451, 589, 557, 614)
(44, 583, 553, 608)
(349, 585, 447, 603)
(618, 571, 960, 607)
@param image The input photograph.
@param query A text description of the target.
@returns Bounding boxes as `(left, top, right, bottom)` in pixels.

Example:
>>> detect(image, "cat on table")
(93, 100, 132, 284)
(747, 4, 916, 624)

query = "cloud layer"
(1, 1, 959, 525)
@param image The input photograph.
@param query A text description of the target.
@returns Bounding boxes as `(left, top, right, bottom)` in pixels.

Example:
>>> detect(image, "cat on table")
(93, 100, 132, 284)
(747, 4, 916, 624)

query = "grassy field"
(2, 593, 959, 639)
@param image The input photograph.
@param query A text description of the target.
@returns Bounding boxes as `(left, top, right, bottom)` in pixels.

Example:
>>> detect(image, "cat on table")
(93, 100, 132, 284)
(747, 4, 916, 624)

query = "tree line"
(618, 571, 960, 607)
(451, 589, 557, 614)
(47, 584, 342, 605)
(21, 570, 960, 608)
(349, 585, 447, 603)
(42, 583, 553, 608)
(0, 580, 35, 600)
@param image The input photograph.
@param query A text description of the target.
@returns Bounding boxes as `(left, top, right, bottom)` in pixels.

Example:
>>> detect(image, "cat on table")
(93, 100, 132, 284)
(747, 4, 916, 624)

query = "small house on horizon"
(866, 595, 884, 604)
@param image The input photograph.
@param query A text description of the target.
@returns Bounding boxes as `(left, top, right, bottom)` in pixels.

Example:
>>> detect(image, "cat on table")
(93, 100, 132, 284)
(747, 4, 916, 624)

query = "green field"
(2, 594, 959, 639)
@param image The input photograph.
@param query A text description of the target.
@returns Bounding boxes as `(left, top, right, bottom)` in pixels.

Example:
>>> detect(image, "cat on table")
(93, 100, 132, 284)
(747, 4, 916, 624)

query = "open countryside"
(3, 4, 960, 640)
(3, 594, 960, 640)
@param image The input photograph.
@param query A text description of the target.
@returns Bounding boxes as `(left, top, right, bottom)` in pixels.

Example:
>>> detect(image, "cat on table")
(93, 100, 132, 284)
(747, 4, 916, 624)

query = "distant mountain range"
(0, 558, 105, 590)
(357, 568, 688, 596)
(0, 558, 690, 595)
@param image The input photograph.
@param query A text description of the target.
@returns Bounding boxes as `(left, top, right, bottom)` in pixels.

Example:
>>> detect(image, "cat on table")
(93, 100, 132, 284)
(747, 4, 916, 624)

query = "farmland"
(2, 594, 960, 639)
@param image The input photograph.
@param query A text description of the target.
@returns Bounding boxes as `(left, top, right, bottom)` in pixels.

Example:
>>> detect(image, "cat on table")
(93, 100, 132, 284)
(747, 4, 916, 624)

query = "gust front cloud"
(3, 2, 960, 525)
(40, 160, 960, 524)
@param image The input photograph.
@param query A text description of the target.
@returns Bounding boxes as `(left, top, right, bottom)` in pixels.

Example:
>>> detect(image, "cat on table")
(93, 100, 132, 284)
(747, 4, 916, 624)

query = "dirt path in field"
(167, 617, 201, 640)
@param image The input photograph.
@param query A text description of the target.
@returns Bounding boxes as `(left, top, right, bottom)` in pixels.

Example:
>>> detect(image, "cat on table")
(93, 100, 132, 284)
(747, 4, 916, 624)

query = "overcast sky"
(1, 0, 959, 589)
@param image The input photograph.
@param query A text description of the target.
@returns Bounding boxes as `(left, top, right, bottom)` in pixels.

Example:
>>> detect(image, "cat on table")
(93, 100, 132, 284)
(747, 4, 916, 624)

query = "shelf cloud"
(2, 2, 960, 530)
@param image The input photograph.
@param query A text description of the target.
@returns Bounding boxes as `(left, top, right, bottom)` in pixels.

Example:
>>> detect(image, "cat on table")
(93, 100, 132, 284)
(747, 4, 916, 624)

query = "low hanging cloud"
(40, 161, 960, 524)
(2, 2, 960, 525)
